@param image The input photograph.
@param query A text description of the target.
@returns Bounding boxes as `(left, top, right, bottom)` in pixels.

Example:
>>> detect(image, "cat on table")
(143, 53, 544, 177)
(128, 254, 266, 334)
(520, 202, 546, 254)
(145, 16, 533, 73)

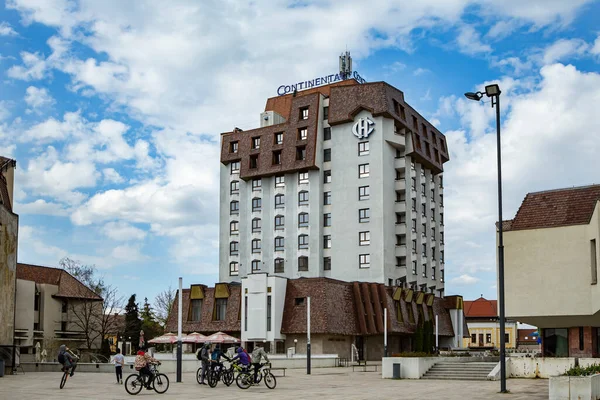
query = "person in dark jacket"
(57, 345, 77, 377)
(198, 343, 211, 385)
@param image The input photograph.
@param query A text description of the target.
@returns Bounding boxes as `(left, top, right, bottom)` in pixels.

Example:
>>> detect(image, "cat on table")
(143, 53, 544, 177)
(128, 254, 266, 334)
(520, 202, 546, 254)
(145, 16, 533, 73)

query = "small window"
(324, 213, 331, 227)
(214, 298, 227, 321)
(252, 239, 261, 253)
(323, 106, 329, 120)
(324, 170, 332, 183)
(440, 176, 444, 187)
(230, 200, 239, 215)
(505, 333, 510, 344)
(358, 141, 369, 156)
(359, 254, 370, 269)
(300, 106, 309, 120)
(324, 148, 331, 162)
(431, 227, 436, 238)
(296, 145, 307, 161)
(275, 194, 285, 208)
(252, 178, 262, 190)
(275, 237, 285, 251)
(298, 171, 309, 184)
(298, 234, 309, 249)
(252, 259, 261, 272)
(231, 161, 240, 174)
(324, 257, 331, 271)
(412, 239, 417, 252)
(412, 218, 417, 231)
(324, 191, 332, 205)
(298, 256, 309, 271)
(252, 197, 262, 212)
(422, 243, 427, 257)
(230, 180, 239, 194)
(252, 136, 260, 149)
(358, 164, 369, 178)
(431, 189, 435, 199)
(440, 250, 444, 263)
(275, 175, 285, 187)
(421, 183, 426, 195)
(191, 299, 202, 322)
(273, 150, 282, 165)
(359, 231, 370, 246)
(229, 262, 239, 276)
(359, 186, 370, 201)
(230, 141, 238, 153)
(252, 218, 261, 233)
(411, 198, 416, 211)
(298, 212, 309, 227)
(412, 260, 417, 274)
(324, 235, 332, 249)
(396, 213, 406, 224)
(440, 231, 444, 244)
(295, 297, 306, 306)
(396, 192, 405, 202)
(422, 205, 426, 218)
(441, 270, 444, 282)
(230, 241, 239, 255)
(250, 154, 259, 169)
(274, 258, 285, 273)
(411, 177, 416, 190)
(298, 127, 308, 140)
(298, 191, 309, 206)
(440, 213, 444, 225)
(359, 208, 370, 223)
(400, 105, 406, 120)
(274, 215, 285, 229)
(324, 127, 331, 140)
(275, 132, 283, 145)
(230, 220, 239, 234)
(440, 194, 444, 206)
(397, 257, 406, 267)
(396, 235, 406, 246)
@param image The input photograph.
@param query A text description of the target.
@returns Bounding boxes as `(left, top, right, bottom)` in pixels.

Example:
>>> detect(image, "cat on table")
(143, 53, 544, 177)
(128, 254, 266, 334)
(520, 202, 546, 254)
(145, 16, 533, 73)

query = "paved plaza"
(0, 368, 548, 399)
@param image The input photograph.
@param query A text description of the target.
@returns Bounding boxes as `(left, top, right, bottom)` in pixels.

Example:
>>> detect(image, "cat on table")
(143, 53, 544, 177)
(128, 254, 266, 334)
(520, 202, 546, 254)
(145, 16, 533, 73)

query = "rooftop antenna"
(339, 50, 352, 80)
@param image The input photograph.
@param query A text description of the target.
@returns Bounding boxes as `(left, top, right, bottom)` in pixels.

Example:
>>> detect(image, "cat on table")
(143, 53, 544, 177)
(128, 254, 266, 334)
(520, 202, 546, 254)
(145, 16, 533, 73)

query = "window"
(396, 192, 405, 202)
(324, 257, 331, 271)
(580, 327, 585, 351)
(396, 235, 406, 246)
(298, 191, 309, 206)
(275, 194, 285, 208)
(440, 213, 444, 225)
(275, 215, 284, 229)
(296, 145, 307, 161)
(230, 241, 239, 255)
(359, 186, 370, 201)
(431, 211, 436, 222)
(422, 243, 427, 257)
(471, 334, 477, 343)
(295, 297, 305, 306)
(421, 183, 426, 194)
(399, 105, 406, 120)
(411, 160, 416, 170)
(411, 177, 416, 190)
(396, 149, 404, 158)
(252, 136, 260, 149)
(432, 247, 436, 260)
(412, 239, 417, 252)
(324, 191, 332, 205)
(359, 254, 370, 268)
(300, 106, 309, 120)
(505, 333, 510, 344)
(230, 180, 239, 194)
(431, 227, 435, 239)
(543, 328, 568, 357)
(231, 161, 240, 174)
(230, 141, 238, 153)
(275, 175, 285, 187)
(422, 265, 426, 278)
(422, 205, 426, 218)
(252, 218, 261, 233)
(190, 299, 202, 321)
(324, 148, 331, 162)
(275, 132, 283, 145)
(272, 150, 282, 165)
(252, 259, 261, 272)
(422, 222, 427, 234)
(214, 298, 227, 321)
(592, 239, 597, 285)
(396, 213, 406, 224)
(441, 270, 444, 282)
(359, 208, 370, 223)
(252, 178, 261, 190)
(359, 231, 370, 246)
(440, 250, 444, 263)
(267, 295, 272, 332)
(230, 200, 239, 215)
(274, 258, 284, 273)
(324, 213, 331, 227)
(397, 257, 406, 267)
(298, 256, 309, 271)
(358, 163, 370, 178)
(440, 194, 444, 206)
(440, 176, 444, 188)
(34, 290, 40, 311)
(324, 235, 331, 249)
(412, 219, 417, 231)
(299, 171, 309, 184)
(252, 239, 261, 253)
(230, 220, 239, 234)
(298, 127, 308, 140)
(298, 212, 309, 227)
(323, 106, 329, 120)
(250, 154, 258, 169)
(252, 197, 262, 211)
(324, 170, 332, 183)
(324, 127, 331, 140)
(431, 189, 435, 199)
(412, 261, 417, 274)
(412, 198, 416, 211)
(229, 262, 239, 276)
(275, 237, 285, 251)
(358, 141, 369, 156)
(298, 234, 309, 249)
(440, 232, 444, 244)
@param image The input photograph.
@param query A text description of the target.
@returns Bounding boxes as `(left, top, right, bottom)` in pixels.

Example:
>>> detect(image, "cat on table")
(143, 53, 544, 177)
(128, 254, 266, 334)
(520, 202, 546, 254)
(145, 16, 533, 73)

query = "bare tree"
(154, 286, 175, 328)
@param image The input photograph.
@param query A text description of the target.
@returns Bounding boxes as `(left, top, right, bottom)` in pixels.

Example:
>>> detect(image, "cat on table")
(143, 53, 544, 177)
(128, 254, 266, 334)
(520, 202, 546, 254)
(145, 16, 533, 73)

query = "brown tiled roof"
(464, 297, 497, 318)
(16, 263, 103, 301)
(517, 329, 538, 343)
(509, 185, 600, 231)
(165, 285, 242, 335)
(497, 220, 513, 231)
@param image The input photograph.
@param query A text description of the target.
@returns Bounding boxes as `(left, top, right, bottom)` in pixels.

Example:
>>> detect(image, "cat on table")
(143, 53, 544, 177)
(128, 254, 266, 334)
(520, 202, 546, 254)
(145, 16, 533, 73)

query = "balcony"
(396, 223, 406, 235)
(395, 201, 406, 213)
(395, 180, 406, 191)
(395, 157, 406, 170)
(395, 245, 407, 257)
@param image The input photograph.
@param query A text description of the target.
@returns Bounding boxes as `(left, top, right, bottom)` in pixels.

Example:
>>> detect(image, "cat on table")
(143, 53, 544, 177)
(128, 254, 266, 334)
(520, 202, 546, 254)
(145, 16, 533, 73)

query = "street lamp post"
(465, 84, 506, 393)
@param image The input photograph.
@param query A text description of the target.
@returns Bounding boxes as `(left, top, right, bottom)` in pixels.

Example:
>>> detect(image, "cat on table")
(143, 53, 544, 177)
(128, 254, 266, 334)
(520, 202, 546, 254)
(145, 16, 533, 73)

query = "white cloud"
(14, 199, 68, 216)
(102, 221, 147, 241)
(102, 168, 125, 184)
(0, 22, 18, 36)
(7, 51, 48, 80)
(0, 101, 10, 121)
(542, 38, 589, 64)
(24, 86, 55, 110)
(413, 68, 430, 76)
(420, 88, 432, 101)
(449, 274, 480, 286)
(485, 20, 521, 40)
(478, 0, 594, 26)
(592, 35, 600, 56)
(456, 25, 492, 56)
(110, 244, 147, 262)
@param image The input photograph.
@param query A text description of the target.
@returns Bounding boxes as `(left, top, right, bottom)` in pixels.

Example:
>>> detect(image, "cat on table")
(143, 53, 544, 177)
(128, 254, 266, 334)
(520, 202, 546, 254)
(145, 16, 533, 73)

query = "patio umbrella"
(183, 332, 207, 344)
(148, 332, 178, 344)
(204, 331, 240, 344)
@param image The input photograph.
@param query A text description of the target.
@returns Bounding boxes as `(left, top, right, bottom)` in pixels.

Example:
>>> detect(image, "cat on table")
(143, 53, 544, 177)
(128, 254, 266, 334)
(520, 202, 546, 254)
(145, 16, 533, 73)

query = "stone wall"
(568, 326, 594, 358)
(0, 207, 18, 347)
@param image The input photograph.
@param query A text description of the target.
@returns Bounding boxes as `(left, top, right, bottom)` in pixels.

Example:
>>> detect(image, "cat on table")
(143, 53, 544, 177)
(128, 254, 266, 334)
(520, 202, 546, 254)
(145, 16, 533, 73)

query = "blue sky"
(1, 0, 600, 306)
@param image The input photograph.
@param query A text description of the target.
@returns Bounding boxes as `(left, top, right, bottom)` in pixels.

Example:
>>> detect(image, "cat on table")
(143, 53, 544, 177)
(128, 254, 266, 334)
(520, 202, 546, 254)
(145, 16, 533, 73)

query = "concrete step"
(422, 375, 489, 381)
(428, 368, 494, 373)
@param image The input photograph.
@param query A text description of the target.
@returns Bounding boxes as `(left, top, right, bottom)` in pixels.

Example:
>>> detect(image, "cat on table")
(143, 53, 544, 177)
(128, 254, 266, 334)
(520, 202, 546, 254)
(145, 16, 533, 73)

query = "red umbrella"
(148, 333, 178, 344)
(183, 332, 207, 344)
(204, 332, 240, 344)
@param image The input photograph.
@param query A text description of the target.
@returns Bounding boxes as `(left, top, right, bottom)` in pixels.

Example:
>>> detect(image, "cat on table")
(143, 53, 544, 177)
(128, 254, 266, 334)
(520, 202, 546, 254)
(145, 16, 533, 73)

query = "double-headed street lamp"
(464, 84, 507, 394)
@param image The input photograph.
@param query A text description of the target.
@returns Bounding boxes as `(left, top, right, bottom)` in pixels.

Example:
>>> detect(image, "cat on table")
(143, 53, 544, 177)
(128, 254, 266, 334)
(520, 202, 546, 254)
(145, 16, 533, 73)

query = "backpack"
(196, 350, 202, 361)
(58, 353, 65, 364)
(211, 351, 219, 361)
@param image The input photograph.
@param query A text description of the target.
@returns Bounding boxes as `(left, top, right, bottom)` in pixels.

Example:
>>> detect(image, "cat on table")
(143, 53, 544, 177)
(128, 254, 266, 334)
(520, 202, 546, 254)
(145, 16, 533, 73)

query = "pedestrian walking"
(113, 348, 125, 384)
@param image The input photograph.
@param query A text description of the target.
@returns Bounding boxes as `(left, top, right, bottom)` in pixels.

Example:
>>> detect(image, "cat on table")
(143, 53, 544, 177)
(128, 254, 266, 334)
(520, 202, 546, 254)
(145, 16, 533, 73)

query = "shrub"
(565, 364, 600, 376)
(390, 352, 436, 358)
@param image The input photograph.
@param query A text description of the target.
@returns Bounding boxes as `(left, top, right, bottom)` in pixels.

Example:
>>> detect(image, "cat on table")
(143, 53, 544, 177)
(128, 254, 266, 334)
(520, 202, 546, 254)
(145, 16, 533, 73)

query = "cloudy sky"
(1, 0, 600, 303)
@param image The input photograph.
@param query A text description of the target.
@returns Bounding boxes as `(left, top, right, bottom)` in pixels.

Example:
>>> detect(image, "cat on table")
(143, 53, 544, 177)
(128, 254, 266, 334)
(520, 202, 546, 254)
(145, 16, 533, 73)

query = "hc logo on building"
(352, 117, 375, 139)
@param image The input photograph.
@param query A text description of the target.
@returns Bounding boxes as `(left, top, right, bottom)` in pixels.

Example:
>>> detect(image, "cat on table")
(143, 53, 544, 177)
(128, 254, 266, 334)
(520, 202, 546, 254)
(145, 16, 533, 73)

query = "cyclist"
(230, 346, 251, 373)
(251, 345, 270, 384)
(210, 345, 230, 373)
(134, 348, 160, 390)
(198, 342, 211, 385)
(57, 345, 77, 377)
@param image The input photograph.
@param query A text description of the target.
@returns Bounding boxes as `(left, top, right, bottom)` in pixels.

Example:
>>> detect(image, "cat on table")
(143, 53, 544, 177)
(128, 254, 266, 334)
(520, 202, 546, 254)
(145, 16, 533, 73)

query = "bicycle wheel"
(264, 372, 277, 389)
(196, 367, 202, 384)
(222, 370, 234, 386)
(236, 372, 252, 389)
(59, 371, 68, 389)
(208, 370, 220, 388)
(153, 373, 169, 394)
(125, 374, 143, 395)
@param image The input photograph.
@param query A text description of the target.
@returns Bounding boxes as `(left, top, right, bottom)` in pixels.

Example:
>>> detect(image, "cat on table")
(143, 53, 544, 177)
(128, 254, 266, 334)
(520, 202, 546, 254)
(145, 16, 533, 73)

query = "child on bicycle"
(134, 348, 160, 389)
(57, 345, 77, 377)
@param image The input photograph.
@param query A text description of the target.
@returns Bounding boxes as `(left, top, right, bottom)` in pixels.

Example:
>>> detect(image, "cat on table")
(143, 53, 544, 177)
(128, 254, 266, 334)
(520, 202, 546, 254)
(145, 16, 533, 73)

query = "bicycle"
(125, 363, 169, 395)
(59, 351, 79, 389)
(236, 363, 276, 390)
